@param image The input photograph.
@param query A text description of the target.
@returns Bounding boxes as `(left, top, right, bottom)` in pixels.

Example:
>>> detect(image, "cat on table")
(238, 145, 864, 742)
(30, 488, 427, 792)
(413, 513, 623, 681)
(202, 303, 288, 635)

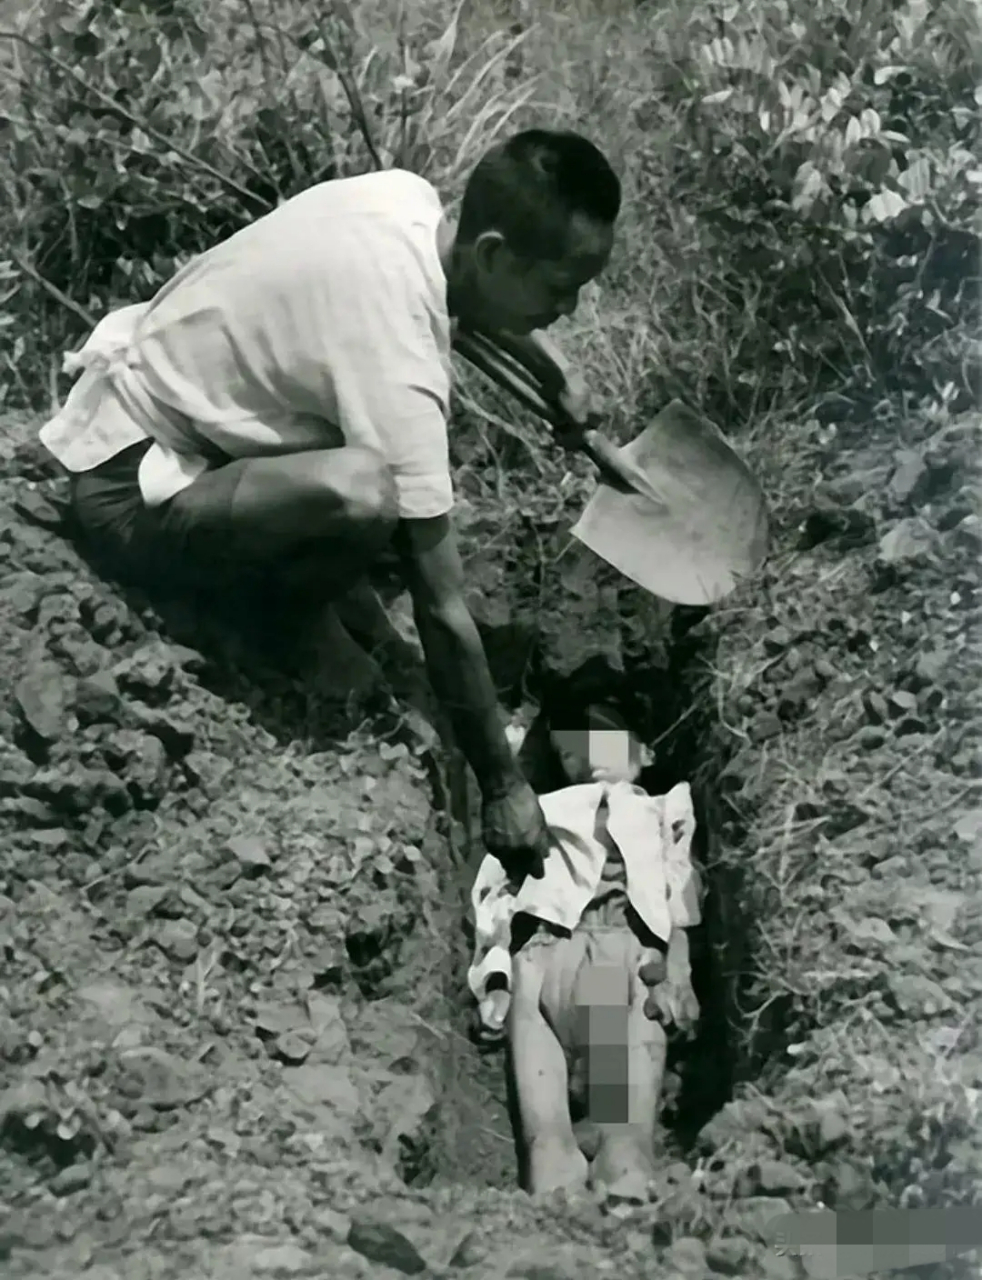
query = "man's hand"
(482, 776, 549, 883)
(555, 368, 601, 451)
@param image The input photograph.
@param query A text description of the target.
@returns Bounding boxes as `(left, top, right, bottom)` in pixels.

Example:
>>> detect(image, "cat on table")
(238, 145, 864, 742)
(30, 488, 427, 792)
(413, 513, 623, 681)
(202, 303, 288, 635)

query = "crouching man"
(36, 129, 622, 882)
(468, 702, 702, 1202)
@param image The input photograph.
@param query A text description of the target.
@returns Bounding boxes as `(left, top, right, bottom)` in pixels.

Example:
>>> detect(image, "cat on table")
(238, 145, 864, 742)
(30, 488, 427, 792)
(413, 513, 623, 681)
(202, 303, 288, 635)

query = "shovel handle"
(453, 329, 559, 423)
(577, 429, 648, 496)
(454, 329, 650, 497)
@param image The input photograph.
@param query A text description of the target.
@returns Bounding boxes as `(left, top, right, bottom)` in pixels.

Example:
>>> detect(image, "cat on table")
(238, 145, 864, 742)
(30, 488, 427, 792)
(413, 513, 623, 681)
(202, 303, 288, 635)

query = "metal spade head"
(571, 400, 769, 605)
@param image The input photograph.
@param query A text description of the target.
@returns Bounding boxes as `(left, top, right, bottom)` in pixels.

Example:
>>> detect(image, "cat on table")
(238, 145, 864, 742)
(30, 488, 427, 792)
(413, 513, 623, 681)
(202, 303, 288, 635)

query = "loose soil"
(0, 402, 979, 1280)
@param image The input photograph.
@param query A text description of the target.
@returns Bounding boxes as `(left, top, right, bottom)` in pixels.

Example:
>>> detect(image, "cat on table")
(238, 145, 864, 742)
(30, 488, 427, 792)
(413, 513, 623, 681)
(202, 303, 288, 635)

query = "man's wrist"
(480, 760, 525, 803)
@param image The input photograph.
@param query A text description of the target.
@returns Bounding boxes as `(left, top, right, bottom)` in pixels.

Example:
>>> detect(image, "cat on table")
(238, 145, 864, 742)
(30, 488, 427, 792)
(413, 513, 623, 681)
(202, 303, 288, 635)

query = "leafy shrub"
(0, 0, 535, 408)
(633, 0, 980, 422)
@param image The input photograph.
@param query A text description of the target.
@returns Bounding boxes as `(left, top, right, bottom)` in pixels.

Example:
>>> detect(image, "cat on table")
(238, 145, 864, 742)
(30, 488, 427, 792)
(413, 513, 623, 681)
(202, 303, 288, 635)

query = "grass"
(1, 0, 981, 1269)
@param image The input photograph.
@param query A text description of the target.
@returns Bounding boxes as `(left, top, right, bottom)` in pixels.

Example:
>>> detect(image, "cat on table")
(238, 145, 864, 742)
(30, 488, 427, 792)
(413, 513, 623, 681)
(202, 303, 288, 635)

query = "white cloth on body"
(39, 169, 455, 521)
(467, 780, 701, 1032)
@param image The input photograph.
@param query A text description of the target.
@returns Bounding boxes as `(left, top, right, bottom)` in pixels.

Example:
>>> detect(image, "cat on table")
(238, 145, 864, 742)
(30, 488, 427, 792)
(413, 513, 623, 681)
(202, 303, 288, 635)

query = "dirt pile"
(0, 416, 741, 1280)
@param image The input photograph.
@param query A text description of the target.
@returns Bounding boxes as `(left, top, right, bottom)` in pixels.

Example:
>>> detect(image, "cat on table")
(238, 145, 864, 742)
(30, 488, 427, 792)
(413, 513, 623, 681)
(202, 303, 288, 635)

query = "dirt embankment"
(1, 403, 980, 1280)
(0, 413, 742, 1280)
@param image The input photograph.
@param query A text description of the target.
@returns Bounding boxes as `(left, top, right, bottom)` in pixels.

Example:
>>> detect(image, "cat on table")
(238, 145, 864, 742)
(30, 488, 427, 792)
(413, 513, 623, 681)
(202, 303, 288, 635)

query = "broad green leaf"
(898, 156, 932, 199)
(862, 188, 908, 224)
(873, 65, 910, 85)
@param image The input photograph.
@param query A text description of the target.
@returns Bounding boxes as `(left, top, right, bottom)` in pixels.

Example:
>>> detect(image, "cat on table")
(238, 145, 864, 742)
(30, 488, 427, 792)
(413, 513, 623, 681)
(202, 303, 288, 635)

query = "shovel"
(454, 329, 769, 605)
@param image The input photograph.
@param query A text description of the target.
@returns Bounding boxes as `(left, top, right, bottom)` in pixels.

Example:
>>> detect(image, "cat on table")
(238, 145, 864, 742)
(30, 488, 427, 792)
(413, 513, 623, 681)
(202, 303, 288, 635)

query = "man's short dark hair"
(458, 129, 621, 261)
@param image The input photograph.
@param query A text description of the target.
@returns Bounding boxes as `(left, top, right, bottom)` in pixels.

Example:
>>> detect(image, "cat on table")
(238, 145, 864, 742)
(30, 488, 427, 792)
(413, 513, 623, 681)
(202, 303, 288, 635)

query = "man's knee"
(328, 446, 396, 520)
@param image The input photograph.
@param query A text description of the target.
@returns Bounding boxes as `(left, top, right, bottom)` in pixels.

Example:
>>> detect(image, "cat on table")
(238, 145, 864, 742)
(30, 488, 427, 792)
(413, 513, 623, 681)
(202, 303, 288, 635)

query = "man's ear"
(472, 229, 507, 277)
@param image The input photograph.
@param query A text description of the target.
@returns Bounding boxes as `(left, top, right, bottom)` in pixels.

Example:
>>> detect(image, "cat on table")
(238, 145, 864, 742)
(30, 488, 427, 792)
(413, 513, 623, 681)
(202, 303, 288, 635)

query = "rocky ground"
(0, 399, 979, 1280)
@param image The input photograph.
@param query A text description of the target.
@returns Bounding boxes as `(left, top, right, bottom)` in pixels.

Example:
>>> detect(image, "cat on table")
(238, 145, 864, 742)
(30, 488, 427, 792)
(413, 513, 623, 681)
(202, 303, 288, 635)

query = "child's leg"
(509, 942, 589, 1196)
(576, 931, 667, 1202)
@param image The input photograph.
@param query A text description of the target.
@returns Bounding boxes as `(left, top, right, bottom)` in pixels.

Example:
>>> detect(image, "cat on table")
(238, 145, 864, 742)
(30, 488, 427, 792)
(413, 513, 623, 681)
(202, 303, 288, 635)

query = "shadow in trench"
(424, 606, 758, 1188)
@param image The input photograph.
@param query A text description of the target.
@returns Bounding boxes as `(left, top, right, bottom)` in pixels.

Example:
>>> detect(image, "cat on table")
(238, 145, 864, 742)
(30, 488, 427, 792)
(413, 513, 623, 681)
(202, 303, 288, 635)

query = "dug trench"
(0, 424, 759, 1275)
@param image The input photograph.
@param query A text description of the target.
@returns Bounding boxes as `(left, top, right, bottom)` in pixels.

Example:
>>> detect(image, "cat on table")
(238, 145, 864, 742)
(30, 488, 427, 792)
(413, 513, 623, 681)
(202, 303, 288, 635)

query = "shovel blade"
(571, 400, 769, 605)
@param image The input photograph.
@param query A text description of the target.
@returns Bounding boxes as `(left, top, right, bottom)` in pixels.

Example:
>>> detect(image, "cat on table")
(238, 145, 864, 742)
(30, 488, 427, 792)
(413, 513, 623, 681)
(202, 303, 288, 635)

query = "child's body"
(468, 704, 702, 1202)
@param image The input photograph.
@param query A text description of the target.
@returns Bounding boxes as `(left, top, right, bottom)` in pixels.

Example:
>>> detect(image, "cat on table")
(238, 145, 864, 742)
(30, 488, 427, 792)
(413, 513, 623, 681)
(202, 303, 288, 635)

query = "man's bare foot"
(527, 1137, 590, 1197)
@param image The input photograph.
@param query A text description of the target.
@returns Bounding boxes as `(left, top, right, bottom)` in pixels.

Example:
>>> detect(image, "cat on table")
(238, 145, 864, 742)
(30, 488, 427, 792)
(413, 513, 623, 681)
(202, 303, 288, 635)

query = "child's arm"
(640, 928, 700, 1037)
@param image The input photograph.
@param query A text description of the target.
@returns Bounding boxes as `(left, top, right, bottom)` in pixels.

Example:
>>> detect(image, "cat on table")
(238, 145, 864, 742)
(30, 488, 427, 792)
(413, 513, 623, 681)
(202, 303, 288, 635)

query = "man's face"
(468, 211, 614, 335)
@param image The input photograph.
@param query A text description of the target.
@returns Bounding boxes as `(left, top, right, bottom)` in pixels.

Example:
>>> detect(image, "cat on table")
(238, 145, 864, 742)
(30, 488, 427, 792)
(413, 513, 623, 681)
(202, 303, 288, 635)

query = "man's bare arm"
(395, 513, 522, 800)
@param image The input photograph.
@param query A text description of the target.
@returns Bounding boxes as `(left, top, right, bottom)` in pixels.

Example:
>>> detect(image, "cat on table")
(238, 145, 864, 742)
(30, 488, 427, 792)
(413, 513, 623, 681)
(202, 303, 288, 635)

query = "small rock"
(878, 517, 937, 564)
(347, 1220, 428, 1276)
(111, 645, 176, 705)
(228, 834, 272, 875)
(116, 1046, 211, 1110)
(14, 664, 72, 743)
(872, 854, 908, 879)
(27, 827, 72, 852)
(50, 1162, 93, 1197)
(73, 672, 124, 727)
(309, 1206, 350, 1242)
(282, 1064, 360, 1116)
(952, 514, 982, 549)
(131, 707, 195, 758)
(448, 1230, 486, 1268)
(706, 1237, 751, 1275)
(155, 917, 199, 963)
(308, 943, 345, 990)
(13, 489, 65, 530)
(953, 810, 982, 845)
(666, 1237, 707, 1273)
(825, 1159, 875, 1209)
(732, 1196, 791, 1243)
(182, 751, 234, 795)
(114, 731, 170, 808)
(254, 1002, 306, 1039)
(862, 690, 889, 724)
(127, 885, 172, 918)
(762, 626, 791, 654)
(250, 1241, 316, 1275)
(306, 993, 349, 1062)
(887, 450, 928, 506)
(887, 689, 917, 715)
(755, 1159, 807, 1194)
(912, 650, 947, 687)
(817, 1109, 849, 1150)
(2, 569, 44, 624)
(273, 1031, 314, 1065)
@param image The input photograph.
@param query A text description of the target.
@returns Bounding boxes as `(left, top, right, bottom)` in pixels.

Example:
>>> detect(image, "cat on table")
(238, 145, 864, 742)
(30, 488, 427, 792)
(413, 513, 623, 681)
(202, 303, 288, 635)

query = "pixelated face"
(470, 212, 614, 336)
(549, 724, 645, 784)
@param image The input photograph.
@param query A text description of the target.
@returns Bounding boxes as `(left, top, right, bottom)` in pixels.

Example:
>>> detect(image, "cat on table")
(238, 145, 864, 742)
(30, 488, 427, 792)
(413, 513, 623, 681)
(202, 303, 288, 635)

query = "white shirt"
(39, 170, 455, 521)
(467, 780, 702, 1025)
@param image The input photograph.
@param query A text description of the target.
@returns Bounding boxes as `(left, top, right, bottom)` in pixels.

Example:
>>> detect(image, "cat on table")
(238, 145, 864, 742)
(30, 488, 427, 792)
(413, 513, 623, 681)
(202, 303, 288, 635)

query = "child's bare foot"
(590, 1133, 656, 1205)
(527, 1136, 590, 1197)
